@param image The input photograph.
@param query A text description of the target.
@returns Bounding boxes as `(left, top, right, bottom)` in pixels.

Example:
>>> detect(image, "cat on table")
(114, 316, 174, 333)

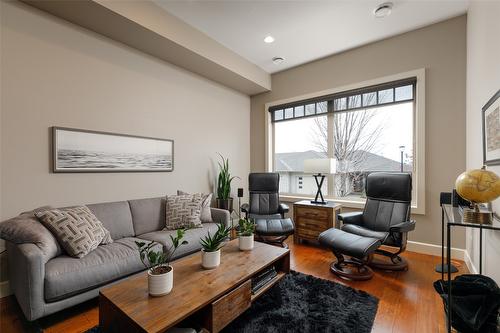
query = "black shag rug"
(85, 271, 378, 333)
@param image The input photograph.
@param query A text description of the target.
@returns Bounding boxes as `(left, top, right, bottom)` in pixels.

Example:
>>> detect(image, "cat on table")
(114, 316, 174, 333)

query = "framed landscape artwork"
(482, 89, 500, 166)
(52, 127, 174, 172)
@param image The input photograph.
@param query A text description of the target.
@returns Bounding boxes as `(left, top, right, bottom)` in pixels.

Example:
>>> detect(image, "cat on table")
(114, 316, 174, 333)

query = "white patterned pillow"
(165, 194, 204, 230)
(177, 190, 213, 223)
(35, 206, 112, 258)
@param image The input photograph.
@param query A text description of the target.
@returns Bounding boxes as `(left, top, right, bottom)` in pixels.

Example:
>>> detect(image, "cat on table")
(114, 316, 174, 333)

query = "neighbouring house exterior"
(275, 150, 412, 197)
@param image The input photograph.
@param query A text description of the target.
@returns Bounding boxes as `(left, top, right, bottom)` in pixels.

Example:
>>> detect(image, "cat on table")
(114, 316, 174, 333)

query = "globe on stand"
(455, 166, 500, 224)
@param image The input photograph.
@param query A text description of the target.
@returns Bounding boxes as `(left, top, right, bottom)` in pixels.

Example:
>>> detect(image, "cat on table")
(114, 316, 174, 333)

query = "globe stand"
(435, 263, 458, 274)
(463, 205, 492, 224)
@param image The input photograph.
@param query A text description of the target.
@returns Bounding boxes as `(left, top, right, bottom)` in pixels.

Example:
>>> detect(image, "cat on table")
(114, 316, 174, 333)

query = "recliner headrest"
(365, 172, 412, 202)
(249, 173, 279, 192)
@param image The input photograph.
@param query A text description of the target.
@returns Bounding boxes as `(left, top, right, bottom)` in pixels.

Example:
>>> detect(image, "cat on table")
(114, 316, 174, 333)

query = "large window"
(270, 77, 417, 203)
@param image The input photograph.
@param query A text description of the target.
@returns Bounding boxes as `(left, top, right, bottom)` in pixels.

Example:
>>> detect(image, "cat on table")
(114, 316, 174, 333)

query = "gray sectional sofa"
(0, 196, 230, 321)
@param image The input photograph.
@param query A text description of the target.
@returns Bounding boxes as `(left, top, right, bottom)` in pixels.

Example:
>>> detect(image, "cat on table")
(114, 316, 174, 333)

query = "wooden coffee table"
(99, 239, 290, 333)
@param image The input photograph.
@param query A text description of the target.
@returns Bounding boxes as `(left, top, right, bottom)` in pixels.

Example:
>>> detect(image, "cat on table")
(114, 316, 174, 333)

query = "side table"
(293, 200, 342, 244)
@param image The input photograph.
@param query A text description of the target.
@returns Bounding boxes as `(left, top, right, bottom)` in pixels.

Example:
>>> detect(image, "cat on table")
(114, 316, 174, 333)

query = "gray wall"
(466, 1, 500, 282)
(250, 16, 467, 249)
(0, 2, 249, 234)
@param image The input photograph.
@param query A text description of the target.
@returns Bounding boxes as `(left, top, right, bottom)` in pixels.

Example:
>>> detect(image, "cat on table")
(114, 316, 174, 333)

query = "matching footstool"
(318, 228, 382, 281)
(255, 218, 295, 248)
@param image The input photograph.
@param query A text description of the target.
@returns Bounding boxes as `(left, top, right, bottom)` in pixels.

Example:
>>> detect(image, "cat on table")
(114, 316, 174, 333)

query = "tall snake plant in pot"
(216, 153, 239, 211)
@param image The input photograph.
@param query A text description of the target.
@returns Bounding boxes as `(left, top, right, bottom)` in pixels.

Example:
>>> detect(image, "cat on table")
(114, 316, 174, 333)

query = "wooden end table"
(293, 200, 342, 244)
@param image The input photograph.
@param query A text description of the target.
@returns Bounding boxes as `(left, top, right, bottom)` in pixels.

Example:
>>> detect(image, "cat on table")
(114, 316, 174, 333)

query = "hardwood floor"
(0, 239, 467, 333)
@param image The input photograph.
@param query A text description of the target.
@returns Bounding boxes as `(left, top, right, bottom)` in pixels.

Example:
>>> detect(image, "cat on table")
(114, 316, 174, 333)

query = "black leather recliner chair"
(241, 173, 295, 247)
(319, 172, 416, 280)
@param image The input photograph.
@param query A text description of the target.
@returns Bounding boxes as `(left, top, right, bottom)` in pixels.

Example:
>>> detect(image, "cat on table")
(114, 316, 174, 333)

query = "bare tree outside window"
(311, 96, 385, 197)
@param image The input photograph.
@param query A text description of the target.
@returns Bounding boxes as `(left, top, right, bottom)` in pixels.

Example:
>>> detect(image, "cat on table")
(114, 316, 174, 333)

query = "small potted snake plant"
(200, 223, 231, 269)
(238, 218, 255, 251)
(136, 228, 187, 296)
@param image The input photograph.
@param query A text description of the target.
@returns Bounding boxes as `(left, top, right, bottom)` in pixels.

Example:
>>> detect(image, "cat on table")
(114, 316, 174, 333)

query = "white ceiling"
(155, 0, 468, 73)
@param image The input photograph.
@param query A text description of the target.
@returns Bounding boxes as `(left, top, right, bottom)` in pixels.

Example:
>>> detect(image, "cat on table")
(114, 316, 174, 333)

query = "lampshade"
(303, 158, 336, 174)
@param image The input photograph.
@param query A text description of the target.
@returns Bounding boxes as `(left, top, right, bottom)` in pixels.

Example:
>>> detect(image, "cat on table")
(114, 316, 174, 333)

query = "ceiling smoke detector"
(373, 2, 393, 18)
(272, 57, 284, 65)
(264, 35, 275, 43)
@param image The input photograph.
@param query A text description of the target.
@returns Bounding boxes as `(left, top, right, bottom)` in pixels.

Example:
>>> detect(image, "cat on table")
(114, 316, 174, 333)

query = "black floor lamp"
(435, 192, 458, 273)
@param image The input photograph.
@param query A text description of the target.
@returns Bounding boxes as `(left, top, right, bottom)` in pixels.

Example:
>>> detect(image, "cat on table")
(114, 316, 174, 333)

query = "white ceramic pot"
(201, 249, 221, 269)
(239, 234, 254, 251)
(148, 266, 173, 297)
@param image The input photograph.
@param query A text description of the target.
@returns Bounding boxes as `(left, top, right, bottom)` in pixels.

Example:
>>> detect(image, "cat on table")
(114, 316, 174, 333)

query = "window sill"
(280, 195, 424, 215)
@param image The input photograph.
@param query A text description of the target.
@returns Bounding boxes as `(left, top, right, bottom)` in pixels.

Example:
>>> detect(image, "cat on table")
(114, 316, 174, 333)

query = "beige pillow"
(35, 206, 112, 258)
(165, 194, 204, 230)
(177, 190, 213, 223)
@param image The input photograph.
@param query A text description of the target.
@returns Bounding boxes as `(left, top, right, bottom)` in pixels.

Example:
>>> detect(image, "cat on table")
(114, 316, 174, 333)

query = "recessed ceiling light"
(264, 36, 275, 43)
(272, 57, 284, 65)
(373, 2, 393, 18)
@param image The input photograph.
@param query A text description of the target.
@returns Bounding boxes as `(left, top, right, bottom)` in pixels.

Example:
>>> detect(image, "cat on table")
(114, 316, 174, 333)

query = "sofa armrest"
(7, 242, 47, 321)
(210, 208, 231, 228)
(338, 212, 364, 226)
(390, 220, 416, 233)
(0, 209, 62, 259)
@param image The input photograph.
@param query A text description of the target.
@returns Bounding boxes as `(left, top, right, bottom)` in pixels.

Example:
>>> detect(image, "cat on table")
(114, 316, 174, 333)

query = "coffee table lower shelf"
(251, 271, 285, 301)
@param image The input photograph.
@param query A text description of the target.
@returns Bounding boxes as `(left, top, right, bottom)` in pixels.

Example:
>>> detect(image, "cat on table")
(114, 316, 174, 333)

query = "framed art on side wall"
(482, 89, 500, 166)
(52, 127, 174, 173)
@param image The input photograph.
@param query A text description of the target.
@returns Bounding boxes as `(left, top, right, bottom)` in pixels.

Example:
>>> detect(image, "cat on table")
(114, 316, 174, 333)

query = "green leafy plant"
(216, 153, 239, 200)
(200, 223, 231, 252)
(136, 228, 188, 275)
(237, 218, 255, 237)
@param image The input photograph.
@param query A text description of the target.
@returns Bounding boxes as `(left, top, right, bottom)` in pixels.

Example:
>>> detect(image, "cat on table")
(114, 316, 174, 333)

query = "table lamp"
(304, 158, 336, 204)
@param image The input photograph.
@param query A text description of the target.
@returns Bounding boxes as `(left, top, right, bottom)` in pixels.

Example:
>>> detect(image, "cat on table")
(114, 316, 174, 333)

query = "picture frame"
(482, 89, 500, 166)
(52, 127, 174, 173)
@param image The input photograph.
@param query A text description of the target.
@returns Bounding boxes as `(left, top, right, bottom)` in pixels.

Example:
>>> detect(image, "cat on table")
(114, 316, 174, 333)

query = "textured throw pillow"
(177, 190, 213, 223)
(35, 206, 112, 258)
(165, 194, 204, 230)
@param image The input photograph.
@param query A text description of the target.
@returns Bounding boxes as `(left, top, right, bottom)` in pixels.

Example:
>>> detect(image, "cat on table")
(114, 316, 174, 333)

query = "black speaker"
(440, 192, 451, 206)
(452, 189, 470, 207)
(237, 188, 244, 198)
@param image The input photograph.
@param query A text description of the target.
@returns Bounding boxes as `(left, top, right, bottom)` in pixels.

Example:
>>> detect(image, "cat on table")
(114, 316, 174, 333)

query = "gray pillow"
(35, 206, 112, 258)
(177, 190, 213, 223)
(165, 194, 204, 230)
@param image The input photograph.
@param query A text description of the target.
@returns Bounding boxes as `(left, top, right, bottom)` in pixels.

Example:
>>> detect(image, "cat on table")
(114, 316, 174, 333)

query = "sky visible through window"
(275, 102, 413, 163)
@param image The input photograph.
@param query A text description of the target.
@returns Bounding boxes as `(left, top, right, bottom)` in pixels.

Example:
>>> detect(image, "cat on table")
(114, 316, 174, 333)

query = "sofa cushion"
(165, 194, 204, 230)
(129, 197, 165, 235)
(44, 237, 158, 302)
(177, 191, 213, 223)
(87, 201, 134, 239)
(35, 206, 112, 258)
(139, 223, 220, 257)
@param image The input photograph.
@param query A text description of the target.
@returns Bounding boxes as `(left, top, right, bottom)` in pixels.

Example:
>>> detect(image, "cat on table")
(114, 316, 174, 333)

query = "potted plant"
(238, 218, 255, 251)
(135, 228, 187, 296)
(200, 223, 231, 269)
(216, 154, 239, 211)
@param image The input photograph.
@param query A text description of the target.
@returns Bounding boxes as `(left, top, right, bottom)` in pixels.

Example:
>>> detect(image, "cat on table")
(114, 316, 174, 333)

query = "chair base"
(368, 253, 408, 271)
(330, 259, 374, 281)
(255, 234, 290, 248)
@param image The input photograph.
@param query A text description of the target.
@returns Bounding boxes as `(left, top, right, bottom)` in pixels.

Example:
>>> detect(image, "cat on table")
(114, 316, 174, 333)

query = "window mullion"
(327, 101, 334, 197)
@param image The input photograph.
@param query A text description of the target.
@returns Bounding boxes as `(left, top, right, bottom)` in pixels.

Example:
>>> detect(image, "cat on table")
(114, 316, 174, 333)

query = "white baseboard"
(0, 281, 11, 298)
(463, 250, 478, 274)
(406, 240, 466, 260)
